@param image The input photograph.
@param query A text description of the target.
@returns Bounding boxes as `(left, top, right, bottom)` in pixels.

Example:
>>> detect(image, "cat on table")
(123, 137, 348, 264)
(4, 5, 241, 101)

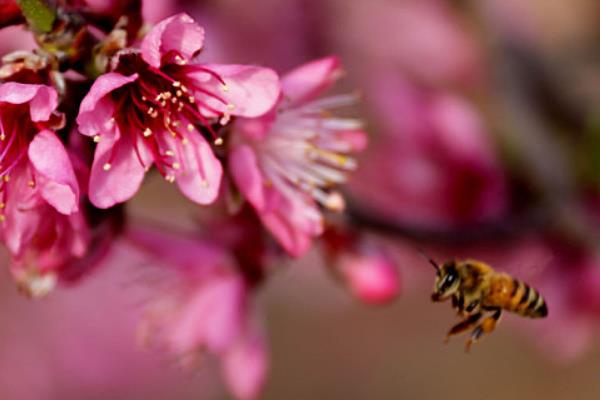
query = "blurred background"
(2, 0, 600, 398)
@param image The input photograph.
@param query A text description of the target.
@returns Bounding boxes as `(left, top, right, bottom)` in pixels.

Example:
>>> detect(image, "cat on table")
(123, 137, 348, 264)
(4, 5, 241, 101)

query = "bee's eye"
(441, 272, 457, 290)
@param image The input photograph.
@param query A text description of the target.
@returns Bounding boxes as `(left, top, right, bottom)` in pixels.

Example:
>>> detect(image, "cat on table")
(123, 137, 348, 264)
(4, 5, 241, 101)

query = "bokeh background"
(2, 0, 600, 399)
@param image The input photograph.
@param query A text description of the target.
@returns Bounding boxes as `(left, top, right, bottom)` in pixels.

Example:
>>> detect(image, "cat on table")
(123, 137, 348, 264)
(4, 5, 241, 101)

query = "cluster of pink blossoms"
(0, 2, 399, 399)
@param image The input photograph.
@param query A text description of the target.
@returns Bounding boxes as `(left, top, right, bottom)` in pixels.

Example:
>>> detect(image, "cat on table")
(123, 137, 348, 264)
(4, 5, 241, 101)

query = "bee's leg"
(444, 312, 482, 343)
(465, 308, 502, 352)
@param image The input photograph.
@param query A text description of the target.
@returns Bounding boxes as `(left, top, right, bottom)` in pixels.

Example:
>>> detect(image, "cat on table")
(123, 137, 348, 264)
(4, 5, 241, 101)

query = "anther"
(214, 137, 224, 146)
(93, 135, 101, 143)
(103, 163, 112, 171)
(221, 84, 229, 92)
(165, 175, 175, 183)
(27, 180, 35, 188)
(187, 123, 195, 132)
(172, 162, 181, 170)
(165, 150, 175, 157)
(143, 128, 152, 137)
(0, 134, 5, 141)
(172, 81, 182, 88)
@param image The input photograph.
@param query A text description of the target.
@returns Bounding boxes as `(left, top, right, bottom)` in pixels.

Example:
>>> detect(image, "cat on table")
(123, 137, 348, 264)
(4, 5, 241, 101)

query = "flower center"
(258, 94, 362, 212)
(103, 53, 233, 183)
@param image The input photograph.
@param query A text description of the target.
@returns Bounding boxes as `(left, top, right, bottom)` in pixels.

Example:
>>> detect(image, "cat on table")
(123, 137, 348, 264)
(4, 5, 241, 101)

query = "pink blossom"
(0, 83, 79, 245)
(128, 225, 268, 400)
(230, 56, 367, 257)
(351, 74, 508, 228)
(77, 13, 280, 209)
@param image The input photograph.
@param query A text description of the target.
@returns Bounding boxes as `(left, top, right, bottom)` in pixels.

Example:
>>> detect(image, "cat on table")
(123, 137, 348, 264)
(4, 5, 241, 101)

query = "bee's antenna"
(418, 248, 440, 272)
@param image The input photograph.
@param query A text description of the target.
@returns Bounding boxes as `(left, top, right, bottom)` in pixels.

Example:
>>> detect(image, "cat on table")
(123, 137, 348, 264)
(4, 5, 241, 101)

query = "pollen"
(0, 134, 5, 141)
(143, 128, 153, 137)
(165, 175, 175, 183)
(27, 180, 35, 188)
(172, 81, 182, 88)
(172, 162, 181, 170)
(0, 202, 5, 209)
(0, 214, 5, 222)
(103, 163, 112, 171)
(221, 84, 229, 92)
(93, 135, 101, 142)
(214, 137, 224, 146)
(187, 123, 195, 132)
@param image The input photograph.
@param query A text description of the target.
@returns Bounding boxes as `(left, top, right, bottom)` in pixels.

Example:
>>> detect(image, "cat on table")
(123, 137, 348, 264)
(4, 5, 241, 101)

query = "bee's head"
(431, 261, 461, 301)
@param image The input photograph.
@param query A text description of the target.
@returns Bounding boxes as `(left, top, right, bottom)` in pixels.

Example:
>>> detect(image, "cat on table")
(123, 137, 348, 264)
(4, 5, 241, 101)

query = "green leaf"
(16, 0, 56, 33)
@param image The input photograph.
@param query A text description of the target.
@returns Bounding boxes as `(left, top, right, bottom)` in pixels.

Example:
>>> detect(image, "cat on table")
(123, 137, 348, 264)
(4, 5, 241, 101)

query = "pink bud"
(337, 249, 401, 305)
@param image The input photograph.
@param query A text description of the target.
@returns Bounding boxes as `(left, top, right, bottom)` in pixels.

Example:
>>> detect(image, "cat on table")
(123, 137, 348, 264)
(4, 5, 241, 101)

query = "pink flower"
(351, 74, 507, 228)
(230, 56, 367, 257)
(77, 13, 280, 209)
(128, 225, 268, 400)
(0, 82, 79, 246)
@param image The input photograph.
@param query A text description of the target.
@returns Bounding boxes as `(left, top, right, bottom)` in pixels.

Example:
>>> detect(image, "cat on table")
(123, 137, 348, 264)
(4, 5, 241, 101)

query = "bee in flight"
(424, 254, 548, 351)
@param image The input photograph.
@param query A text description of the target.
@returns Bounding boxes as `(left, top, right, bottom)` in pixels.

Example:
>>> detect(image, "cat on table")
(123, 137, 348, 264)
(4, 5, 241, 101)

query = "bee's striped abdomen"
(510, 279, 548, 318)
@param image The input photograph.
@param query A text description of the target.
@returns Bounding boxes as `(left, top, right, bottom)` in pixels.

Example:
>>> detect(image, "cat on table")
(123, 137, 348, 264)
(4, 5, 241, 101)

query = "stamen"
(103, 163, 112, 171)
(93, 135, 101, 143)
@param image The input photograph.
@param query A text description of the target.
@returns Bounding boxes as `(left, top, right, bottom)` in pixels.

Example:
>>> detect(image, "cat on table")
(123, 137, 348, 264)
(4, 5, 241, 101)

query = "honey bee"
(424, 254, 548, 351)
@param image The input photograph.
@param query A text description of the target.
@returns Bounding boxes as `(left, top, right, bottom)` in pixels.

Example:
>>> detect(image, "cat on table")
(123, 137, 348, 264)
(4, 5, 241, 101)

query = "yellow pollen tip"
(27, 180, 35, 188)
(182, 138, 189, 145)
(214, 137, 224, 146)
(188, 96, 195, 104)
(172, 81, 181, 88)
(176, 90, 183, 97)
(3, 175, 9, 182)
(143, 128, 152, 137)
(165, 150, 175, 157)
(0, 134, 5, 141)
(93, 135, 101, 143)
(0, 214, 5, 222)
(103, 163, 111, 171)
(165, 175, 175, 183)
(221, 84, 229, 92)
(187, 124, 195, 132)
(172, 162, 181, 170)
(227, 104, 236, 110)
(0, 202, 5, 209)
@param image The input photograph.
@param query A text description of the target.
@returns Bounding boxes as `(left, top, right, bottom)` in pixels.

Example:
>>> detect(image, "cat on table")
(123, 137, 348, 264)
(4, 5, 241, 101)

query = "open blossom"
(230, 56, 367, 257)
(128, 226, 267, 400)
(351, 73, 507, 228)
(0, 82, 79, 247)
(77, 13, 280, 208)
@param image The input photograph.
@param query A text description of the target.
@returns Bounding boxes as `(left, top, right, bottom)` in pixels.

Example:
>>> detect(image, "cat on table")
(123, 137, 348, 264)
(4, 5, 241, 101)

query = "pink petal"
(88, 126, 146, 208)
(126, 225, 228, 276)
(229, 145, 266, 211)
(28, 130, 79, 214)
(2, 166, 44, 255)
(174, 132, 222, 205)
(259, 194, 322, 257)
(222, 323, 268, 400)
(188, 64, 280, 118)
(168, 275, 245, 354)
(141, 13, 204, 68)
(281, 56, 341, 106)
(0, 83, 57, 121)
(77, 73, 138, 137)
